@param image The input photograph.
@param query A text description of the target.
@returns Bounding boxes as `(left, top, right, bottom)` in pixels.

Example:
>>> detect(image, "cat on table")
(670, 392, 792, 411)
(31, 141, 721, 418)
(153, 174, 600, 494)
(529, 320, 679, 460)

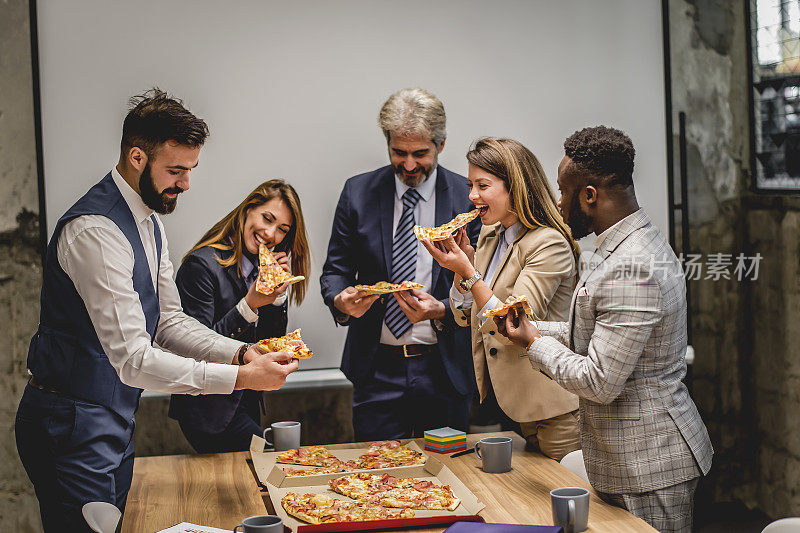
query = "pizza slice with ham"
(256, 328, 313, 359)
(347, 440, 426, 469)
(276, 445, 339, 466)
(329, 472, 460, 511)
(255, 244, 305, 295)
(281, 492, 415, 524)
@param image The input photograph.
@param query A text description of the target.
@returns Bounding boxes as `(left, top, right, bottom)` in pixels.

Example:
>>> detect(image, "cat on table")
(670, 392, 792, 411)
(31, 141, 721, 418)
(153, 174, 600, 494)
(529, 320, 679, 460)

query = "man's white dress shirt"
(56, 167, 241, 395)
(379, 168, 438, 345)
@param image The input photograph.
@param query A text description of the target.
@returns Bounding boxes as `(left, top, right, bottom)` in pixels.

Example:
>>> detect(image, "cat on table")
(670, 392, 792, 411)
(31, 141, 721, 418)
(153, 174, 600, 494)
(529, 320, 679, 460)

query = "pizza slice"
(348, 440, 426, 469)
(256, 329, 313, 359)
(413, 208, 480, 241)
(283, 460, 353, 477)
(482, 294, 534, 319)
(255, 244, 305, 295)
(329, 473, 460, 511)
(354, 280, 424, 295)
(281, 492, 415, 524)
(276, 445, 339, 466)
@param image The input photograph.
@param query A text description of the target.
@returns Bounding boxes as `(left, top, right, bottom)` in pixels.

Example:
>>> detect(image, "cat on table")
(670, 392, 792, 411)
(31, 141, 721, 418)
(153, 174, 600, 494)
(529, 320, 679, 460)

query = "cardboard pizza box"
(250, 436, 430, 485)
(249, 436, 485, 532)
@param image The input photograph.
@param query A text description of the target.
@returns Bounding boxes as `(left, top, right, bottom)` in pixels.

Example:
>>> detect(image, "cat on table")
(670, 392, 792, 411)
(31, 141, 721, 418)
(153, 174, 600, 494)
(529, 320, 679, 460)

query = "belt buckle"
(402, 345, 414, 358)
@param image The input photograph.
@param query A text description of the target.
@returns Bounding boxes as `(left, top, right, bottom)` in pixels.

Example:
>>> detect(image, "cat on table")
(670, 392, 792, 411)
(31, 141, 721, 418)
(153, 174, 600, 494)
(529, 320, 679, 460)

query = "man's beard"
(394, 162, 435, 187)
(139, 163, 182, 214)
(566, 192, 594, 239)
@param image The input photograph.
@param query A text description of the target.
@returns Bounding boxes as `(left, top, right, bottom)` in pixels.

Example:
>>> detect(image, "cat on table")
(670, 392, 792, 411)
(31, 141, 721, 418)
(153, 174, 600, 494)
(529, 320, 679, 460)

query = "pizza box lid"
(255, 449, 485, 533)
(249, 436, 430, 487)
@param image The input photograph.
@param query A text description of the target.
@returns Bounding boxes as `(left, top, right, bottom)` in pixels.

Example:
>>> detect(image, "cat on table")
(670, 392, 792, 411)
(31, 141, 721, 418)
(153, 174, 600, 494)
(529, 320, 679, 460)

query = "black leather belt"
(378, 344, 434, 358)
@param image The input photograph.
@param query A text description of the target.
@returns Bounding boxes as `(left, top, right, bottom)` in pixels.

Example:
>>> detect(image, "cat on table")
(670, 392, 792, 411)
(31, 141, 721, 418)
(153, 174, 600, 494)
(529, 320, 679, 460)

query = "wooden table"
(121, 432, 656, 532)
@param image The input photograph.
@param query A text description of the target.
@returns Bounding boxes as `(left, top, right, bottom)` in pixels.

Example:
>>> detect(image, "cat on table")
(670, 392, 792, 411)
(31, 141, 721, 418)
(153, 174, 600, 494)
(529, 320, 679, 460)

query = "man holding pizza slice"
(321, 88, 479, 440)
(14, 89, 299, 532)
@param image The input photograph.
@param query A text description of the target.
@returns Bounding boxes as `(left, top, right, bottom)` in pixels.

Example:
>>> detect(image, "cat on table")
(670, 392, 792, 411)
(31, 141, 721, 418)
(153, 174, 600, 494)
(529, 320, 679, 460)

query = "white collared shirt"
(55, 167, 241, 395)
(379, 167, 438, 345)
(450, 221, 524, 324)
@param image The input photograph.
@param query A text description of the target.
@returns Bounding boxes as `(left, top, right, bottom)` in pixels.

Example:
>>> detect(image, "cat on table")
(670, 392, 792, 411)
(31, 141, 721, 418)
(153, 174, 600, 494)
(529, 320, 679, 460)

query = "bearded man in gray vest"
(14, 89, 298, 532)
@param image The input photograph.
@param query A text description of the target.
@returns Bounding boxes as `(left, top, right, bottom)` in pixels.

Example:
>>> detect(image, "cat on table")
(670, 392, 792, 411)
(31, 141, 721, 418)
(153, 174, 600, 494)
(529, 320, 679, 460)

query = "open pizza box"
(249, 436, 485, 532)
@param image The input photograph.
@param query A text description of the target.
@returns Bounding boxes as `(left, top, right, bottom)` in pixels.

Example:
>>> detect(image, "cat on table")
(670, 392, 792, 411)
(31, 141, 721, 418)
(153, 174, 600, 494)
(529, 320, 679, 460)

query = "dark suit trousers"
(177, 390, 263, 454)
(352, 345, 471, 441)
(15, 385, 135, 532)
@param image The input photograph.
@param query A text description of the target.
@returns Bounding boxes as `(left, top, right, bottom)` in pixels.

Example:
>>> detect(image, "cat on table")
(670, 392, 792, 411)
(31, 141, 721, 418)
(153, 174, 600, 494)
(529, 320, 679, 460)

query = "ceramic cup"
(263, 421, 301, 451)
(232, 514, 283, 533)
(474, 436, 512, 473)
(550, 487, 590, 533)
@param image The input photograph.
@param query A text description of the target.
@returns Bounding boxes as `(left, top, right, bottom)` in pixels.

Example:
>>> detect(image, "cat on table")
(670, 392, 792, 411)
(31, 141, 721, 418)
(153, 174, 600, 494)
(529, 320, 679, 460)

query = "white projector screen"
(38, 0, 669, 370)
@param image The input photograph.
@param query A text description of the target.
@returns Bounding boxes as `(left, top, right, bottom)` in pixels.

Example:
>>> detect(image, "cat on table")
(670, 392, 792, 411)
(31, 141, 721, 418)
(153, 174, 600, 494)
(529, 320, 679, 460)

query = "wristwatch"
(236, 343, 253, 365)
(459, 269, 482, 292)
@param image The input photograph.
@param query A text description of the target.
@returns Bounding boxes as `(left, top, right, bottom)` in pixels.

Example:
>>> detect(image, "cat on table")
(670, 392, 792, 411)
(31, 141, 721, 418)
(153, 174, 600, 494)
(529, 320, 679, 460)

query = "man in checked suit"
(321, 88, 479, 440)
(498, 126, 713, 533)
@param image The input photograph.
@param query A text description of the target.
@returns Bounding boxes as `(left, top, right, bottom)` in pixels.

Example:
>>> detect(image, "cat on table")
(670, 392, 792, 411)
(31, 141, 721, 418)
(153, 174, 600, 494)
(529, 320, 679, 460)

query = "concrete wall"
(670, 0, 800, 521)
(0, 0, 46, 531)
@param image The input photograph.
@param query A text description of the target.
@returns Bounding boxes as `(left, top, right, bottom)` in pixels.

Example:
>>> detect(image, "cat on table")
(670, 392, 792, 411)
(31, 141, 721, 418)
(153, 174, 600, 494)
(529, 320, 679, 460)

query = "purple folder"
(445, 522, 563, 533)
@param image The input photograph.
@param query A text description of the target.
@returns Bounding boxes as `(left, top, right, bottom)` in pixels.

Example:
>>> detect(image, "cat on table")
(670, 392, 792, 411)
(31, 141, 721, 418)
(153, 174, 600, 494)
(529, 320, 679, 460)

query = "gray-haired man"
(321, 88, 479, 440)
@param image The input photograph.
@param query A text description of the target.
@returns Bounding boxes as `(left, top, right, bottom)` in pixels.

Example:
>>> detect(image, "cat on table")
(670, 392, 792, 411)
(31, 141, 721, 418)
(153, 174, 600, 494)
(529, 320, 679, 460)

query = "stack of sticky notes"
(424, 427, 467, 454)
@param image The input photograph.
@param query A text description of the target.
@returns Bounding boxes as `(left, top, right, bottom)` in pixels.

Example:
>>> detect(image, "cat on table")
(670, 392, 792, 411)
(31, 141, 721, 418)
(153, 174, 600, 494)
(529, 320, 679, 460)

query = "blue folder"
(445, 522, 563, 533)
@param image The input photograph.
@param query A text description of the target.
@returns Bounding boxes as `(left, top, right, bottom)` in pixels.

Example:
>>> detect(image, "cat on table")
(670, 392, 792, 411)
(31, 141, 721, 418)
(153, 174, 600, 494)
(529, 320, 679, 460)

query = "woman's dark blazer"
(168, 246, 287, 433)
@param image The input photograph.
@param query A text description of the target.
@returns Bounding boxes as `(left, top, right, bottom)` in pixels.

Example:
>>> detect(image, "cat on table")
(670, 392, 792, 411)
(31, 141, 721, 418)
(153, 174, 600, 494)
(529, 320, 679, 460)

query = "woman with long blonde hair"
(423, 138, 581, 460)
(169, 179, 310, 453)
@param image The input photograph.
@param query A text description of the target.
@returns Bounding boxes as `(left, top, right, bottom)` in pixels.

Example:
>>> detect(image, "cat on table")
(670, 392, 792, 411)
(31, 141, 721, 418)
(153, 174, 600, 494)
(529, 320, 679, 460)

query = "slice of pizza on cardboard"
(256, 328, 313, 359)
(482, 295, 534, 319)
(256, 244, 305, 295)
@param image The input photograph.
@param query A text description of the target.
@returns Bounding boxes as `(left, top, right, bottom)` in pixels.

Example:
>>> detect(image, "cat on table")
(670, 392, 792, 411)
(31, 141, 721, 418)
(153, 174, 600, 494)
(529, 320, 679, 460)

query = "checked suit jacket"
(528, 209, 713, 494)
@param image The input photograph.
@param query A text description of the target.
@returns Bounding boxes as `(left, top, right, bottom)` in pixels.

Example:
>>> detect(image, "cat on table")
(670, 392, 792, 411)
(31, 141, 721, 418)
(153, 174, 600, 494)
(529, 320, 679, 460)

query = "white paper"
(157, 523, 232, 533)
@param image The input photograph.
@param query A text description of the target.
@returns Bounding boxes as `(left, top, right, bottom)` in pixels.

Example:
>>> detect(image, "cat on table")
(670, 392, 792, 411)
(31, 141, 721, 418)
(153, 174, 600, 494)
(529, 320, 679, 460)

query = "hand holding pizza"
(495, 306, 541, 348)
(392, 288, 446, 323)
(234, 349, 299, 391)
(334, 286, 380, 318)
(245, 278, 291, 311)
(272, 251, 291, 273)
(421, 235, 475, 280)
(453, 226, 475, 263)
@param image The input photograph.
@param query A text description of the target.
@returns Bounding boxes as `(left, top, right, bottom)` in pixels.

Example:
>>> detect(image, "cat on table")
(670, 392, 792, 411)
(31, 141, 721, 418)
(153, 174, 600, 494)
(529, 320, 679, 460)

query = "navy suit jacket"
(320, 165, 479, 395)
(168, 246, 287, 433)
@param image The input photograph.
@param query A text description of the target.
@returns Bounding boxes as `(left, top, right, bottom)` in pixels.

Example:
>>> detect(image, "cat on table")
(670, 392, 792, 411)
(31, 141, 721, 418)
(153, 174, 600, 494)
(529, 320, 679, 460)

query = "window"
(750, 0, 800, 191)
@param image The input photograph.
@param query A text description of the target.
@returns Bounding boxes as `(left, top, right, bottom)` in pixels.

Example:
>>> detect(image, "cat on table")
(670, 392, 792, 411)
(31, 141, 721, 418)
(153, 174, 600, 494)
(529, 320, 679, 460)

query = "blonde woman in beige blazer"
(422, 138, 581, 460)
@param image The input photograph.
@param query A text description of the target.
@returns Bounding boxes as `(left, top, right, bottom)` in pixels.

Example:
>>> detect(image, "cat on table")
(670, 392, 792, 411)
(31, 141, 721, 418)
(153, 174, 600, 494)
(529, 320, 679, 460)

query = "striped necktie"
(384, 188, 422, 338)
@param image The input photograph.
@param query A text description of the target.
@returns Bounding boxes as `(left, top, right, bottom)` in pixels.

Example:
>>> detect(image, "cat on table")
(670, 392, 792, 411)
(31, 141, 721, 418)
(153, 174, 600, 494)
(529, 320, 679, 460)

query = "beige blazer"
(452, 224, 579, 422)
